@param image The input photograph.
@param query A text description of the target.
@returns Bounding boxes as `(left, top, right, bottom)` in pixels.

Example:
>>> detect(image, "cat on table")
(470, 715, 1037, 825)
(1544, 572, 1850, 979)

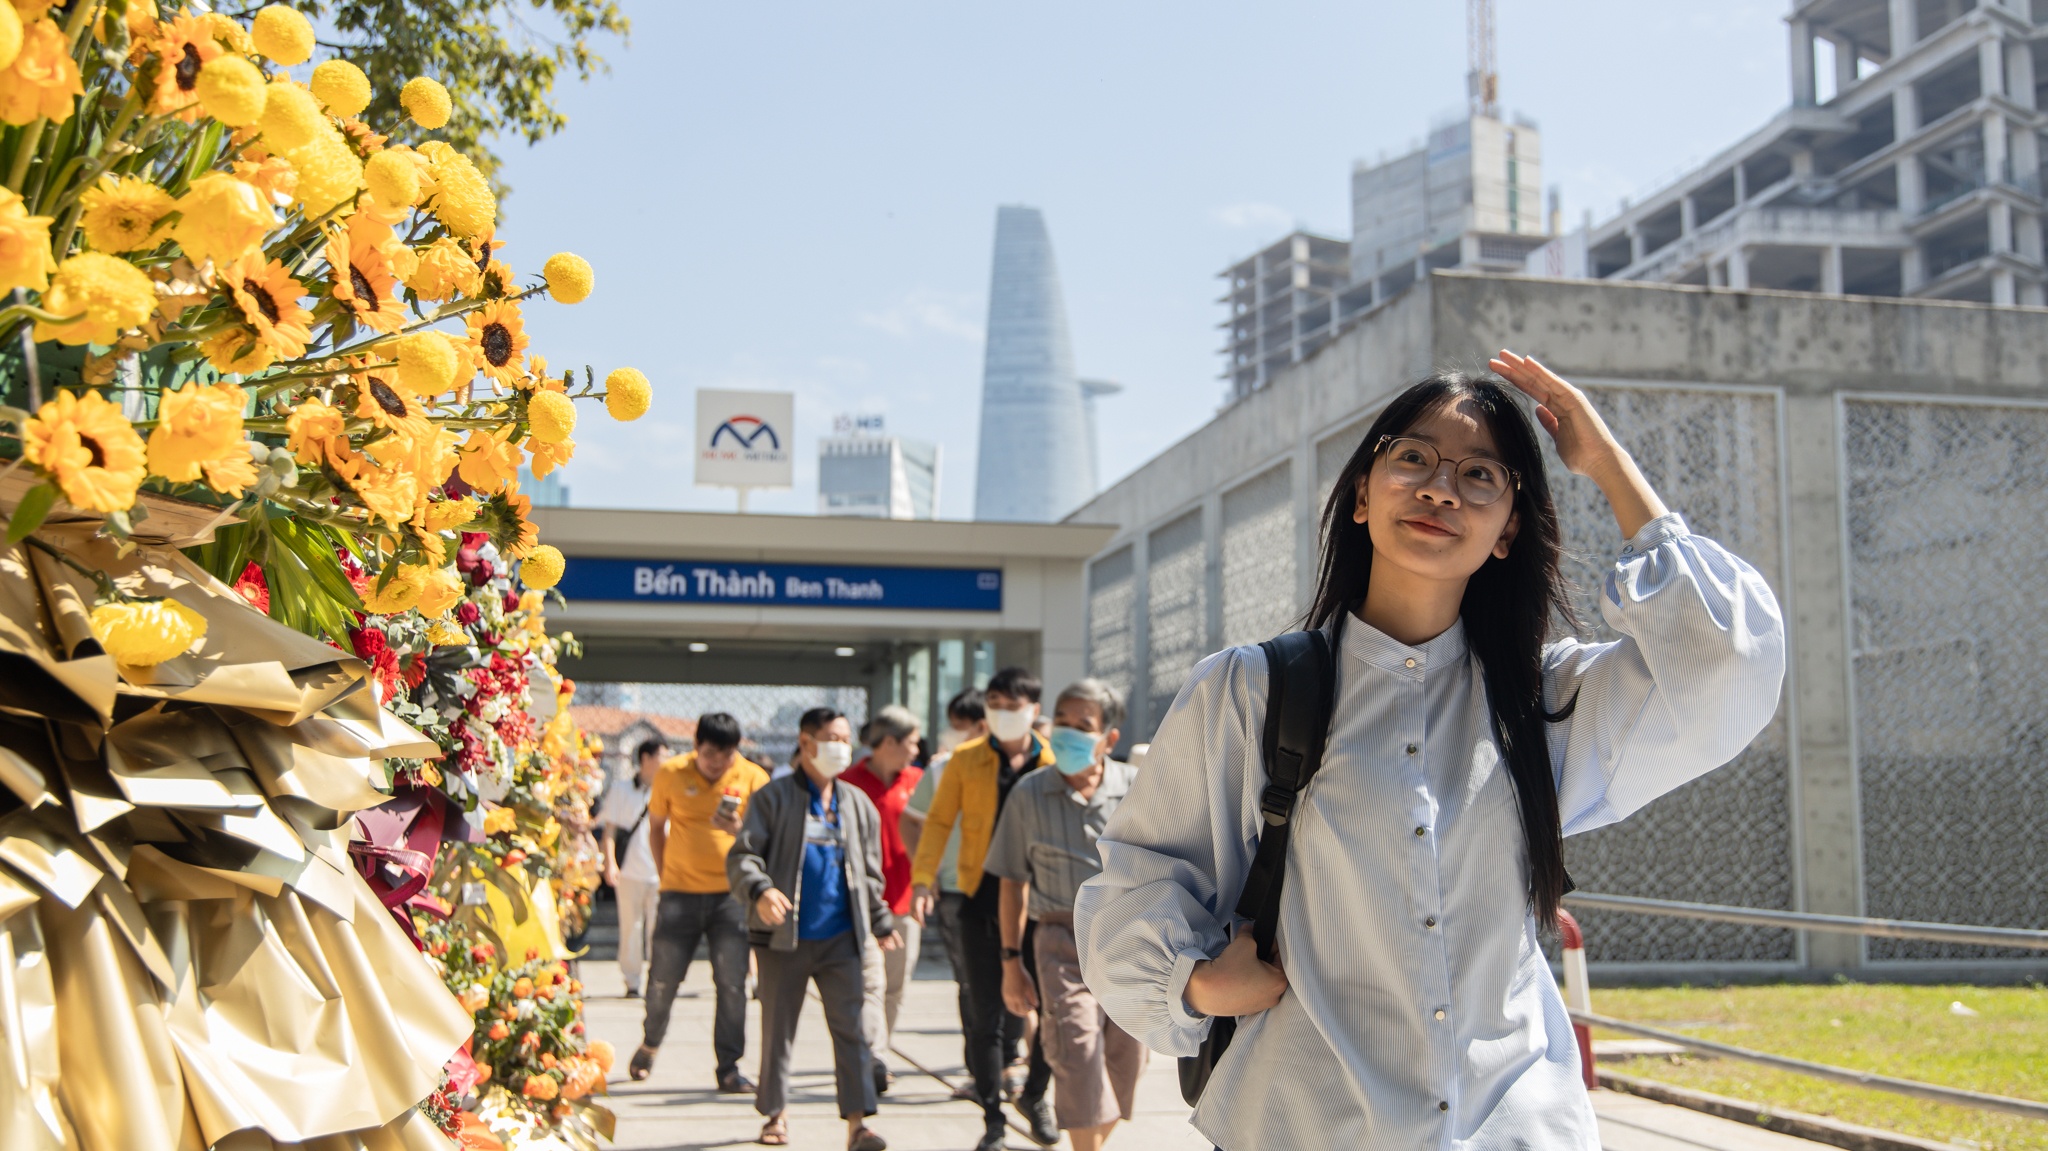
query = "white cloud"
(1211, 202, 1296, 231)
(858, 289, 984, 342)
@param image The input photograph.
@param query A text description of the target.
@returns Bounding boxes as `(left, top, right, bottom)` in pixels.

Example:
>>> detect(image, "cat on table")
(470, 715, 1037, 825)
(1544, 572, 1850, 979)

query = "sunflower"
(325, 226, 404, 334)
(223, 252, 313, 359)
(352, 373, 432, 440)
(464, 300, 529, 389)
(21, 389, 149, 514)
(148, 15, 223, 122)
(476, 485, 539, 558)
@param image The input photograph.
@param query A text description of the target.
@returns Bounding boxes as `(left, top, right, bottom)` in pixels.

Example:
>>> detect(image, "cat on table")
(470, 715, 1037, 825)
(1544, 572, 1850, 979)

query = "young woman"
(1073, 353, 1785, 1149)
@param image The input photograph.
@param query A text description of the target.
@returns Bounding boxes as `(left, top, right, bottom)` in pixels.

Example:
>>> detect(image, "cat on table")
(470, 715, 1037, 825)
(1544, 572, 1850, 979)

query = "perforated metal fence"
(1086, 546, 1138, 723)
(1145, 511, 1208, 732)
(1220, 463, 1299, 649)
(1548, 384, 1797, 965)
(1843, 397, 2048, 961)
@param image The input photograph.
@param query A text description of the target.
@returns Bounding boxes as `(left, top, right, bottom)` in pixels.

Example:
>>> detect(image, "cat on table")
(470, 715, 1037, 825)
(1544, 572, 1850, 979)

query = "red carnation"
(455, 601, 482, 626)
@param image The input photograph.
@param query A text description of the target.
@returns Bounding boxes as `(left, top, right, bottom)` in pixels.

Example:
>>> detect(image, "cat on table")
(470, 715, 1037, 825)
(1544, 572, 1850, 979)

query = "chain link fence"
(577, 682, 870, 780)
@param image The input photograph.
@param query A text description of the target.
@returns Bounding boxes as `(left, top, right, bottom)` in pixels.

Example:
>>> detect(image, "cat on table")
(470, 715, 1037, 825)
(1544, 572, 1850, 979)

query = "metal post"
(1557, 909, 1596, 1090)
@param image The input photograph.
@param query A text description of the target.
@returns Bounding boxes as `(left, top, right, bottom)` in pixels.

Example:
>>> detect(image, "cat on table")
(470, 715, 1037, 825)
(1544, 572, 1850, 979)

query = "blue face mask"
(1048, 726, 1101, 776)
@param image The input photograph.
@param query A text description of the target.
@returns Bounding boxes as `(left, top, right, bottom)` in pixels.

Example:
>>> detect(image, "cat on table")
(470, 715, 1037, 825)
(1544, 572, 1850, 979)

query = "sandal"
(628, 1045, 656, 1082)
(758, 1115, 789, 1146)
(848, 1127, 887, 1151)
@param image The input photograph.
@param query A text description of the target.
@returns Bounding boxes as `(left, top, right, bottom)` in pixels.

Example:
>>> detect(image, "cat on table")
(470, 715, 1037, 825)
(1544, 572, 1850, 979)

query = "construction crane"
(1468, 0, 1499, 119)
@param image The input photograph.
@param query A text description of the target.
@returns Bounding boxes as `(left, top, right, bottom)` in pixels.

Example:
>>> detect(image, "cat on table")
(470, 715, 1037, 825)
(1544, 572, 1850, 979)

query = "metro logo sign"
(696, 389, 793, 489)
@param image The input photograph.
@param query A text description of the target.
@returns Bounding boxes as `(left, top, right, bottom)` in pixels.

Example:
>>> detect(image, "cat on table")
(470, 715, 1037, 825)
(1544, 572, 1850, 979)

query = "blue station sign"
(557, 557, 1003, 612)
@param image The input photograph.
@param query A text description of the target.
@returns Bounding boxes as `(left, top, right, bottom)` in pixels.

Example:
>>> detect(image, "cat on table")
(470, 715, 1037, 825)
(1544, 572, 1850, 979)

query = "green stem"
(6, 120, 46, 192)
(17, 533, 123, 602)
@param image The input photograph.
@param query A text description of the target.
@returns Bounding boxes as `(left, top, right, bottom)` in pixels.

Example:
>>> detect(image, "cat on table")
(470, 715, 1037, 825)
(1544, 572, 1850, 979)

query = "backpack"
(1177, 625, 1339, 1107)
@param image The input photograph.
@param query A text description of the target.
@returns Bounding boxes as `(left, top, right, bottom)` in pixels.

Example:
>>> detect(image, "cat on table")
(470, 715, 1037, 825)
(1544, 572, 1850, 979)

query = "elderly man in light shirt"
(985, 679, 1144, 1151)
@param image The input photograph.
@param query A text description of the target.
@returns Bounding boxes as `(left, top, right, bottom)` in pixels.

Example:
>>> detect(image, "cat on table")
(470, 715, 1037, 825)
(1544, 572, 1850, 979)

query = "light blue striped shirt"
(1074, 514, 1785, 1150)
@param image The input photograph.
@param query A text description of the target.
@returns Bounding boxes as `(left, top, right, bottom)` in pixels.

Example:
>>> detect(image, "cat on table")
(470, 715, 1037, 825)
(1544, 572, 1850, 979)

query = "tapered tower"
(973, 205, 1093, 522)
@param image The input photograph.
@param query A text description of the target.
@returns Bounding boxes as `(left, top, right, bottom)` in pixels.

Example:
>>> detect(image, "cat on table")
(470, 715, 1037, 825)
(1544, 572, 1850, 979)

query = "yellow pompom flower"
(0, 4, 22, 74)
(90, 599, 208, 668)
(527, 389, 576, 444)
(395, 330, 461, 396)
(310, 58, 371, 116)
(171, 172, 276, 266)
(419, 141, 495, 238)
(364, 149, 421, 207)
(541, 252, 593, 304)
(250, 5, 314, 65)
(199, 329, 278, 375)
(0, 17, 81, 125)
(520, 545, 565, 592)
(400, 75, 450, 129)
(22, 390, 148, 513)
(604, 367, 651, 421)
(259, 79, 325, 151)
(196, 54, 265, 126)
(416, 564, 465, 618)
(405, 235, 481, 301)
(0, 187, 54, 293)
(147, 381, 259, 496)
(287, 130, 365, 218)
(77, 176, 173, 253)
(35, 252, 156, 346)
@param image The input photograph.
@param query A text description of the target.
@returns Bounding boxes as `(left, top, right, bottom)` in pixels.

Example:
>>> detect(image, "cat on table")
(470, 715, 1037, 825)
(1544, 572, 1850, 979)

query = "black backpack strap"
(1234, 624, 1339, 962)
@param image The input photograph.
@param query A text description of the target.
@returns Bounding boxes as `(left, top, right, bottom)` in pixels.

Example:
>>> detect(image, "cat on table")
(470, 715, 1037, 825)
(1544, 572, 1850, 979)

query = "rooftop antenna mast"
(1468, 0, 1499, 119)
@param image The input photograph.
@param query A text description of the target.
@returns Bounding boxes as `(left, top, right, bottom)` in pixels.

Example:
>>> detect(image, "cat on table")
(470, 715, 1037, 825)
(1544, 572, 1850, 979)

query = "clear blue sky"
(495, 0, 1789, 518)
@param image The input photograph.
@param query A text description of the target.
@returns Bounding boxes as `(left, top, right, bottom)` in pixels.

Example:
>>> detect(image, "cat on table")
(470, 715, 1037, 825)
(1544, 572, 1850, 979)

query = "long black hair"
(1307, 370, 1578, 930)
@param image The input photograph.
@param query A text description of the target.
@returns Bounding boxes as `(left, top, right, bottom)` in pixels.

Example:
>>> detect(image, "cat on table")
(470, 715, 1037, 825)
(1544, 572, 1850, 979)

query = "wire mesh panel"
(1844, 398, 2048, 961)
(1086, 545, 1138, 721)
(1549, 385, 1796, 964)
(1146, 511, 1208, 736)
(1221, 463, 1298, 648)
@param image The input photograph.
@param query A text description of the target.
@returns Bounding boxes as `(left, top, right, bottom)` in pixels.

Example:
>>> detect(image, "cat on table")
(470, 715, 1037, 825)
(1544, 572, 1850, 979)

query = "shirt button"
(1434, 1008, 1447, 1020)
(1405, 743, 1419, 756)
(1404, 658, 1417, 669)
(1414, 826, 1427, 837)
(1425, 916, 1438, 928)
(1439, 1101, 1450, 1112)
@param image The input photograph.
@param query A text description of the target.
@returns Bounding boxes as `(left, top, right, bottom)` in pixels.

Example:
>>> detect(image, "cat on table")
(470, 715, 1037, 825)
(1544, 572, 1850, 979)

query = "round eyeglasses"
(1373, 435, 1520, 507)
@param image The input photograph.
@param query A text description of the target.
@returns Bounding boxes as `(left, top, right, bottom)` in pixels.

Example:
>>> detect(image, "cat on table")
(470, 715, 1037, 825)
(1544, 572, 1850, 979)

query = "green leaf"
(4, 481, 58, 545)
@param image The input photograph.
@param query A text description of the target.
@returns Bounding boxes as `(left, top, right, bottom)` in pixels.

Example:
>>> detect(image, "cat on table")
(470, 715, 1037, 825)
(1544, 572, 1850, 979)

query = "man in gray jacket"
(728, 706, 900, 1151)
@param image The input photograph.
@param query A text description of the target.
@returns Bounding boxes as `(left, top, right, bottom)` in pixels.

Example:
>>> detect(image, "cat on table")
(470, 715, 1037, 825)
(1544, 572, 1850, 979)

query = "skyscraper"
(973, 205, 1093, 522)
(818, 415, 941, 520)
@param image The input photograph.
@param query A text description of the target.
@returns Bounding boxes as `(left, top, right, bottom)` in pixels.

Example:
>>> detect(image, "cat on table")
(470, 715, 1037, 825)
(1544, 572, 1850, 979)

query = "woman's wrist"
(1587, 447, 1667, 540)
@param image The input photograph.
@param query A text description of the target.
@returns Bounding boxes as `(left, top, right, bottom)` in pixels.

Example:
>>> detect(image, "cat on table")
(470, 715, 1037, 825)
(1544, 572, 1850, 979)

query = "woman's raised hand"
(1489, 349, 1668, 539)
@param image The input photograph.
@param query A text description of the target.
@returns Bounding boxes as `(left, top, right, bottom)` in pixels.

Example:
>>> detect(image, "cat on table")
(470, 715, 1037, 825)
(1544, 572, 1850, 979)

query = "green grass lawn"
(1587, 984, 2048, 1150)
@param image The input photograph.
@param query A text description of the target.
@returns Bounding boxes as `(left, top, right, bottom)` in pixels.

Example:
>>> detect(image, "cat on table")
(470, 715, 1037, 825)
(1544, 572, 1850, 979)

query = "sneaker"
(1018, 1095, 1058, 1147)
(974, 1122, 1006, 1151)
(622, 987, 640, 999)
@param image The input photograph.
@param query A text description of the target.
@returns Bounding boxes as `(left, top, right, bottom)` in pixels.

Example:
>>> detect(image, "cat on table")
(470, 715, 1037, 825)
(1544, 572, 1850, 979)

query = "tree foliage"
(235, 0, 629, 191)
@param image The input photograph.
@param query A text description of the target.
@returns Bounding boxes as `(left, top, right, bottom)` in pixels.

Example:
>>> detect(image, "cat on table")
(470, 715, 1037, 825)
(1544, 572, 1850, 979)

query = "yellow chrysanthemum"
(199, 328, 277, 375)
(362, 563, 429, 615)
(77, 175, 173, 253)
(419, 141, 495, 239)
(22, 389, 148, 513)
(309, 58, 371, 116)
(418, 496, 479, 532)
(353, 373, 431, 438)
(529, 435, 573, 480)
(456, 426, 522, 495)
(400, 75, 450, 129)
(196, 54, 265, 126)
(363, 149, 421, 208)
(520, 545, 565, 591)
(0, 4, 21, 74)
(147, 14, 222, 122)
(426, 618, 468, 647)
(287, 129, 366, 218)
(416, 564, 464, 618)
(605, 367, 651, 421)
(90, 598, 208, 667)
(0, 18, 82, 126)
(541, 252, 593, 304)
(250, 5, 314, 65)
(526, 388, 575, 444)
(171, 172, 275, 266)
(0, 187, 54, 293)
(326, 226, 404, 333)
(464, 300, 529, 388)
(259, 79, 325, 151)
(147, 381, 258, 496)
(36, 252, 157, 346)
(395, 330, 462, 396)
(347, 460, 423, 530)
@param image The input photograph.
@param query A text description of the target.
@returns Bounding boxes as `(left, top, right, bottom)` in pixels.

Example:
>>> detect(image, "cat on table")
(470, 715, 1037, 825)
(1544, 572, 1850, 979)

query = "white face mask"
(987, 706, 1036, 744)
(812, 739, 853, 777)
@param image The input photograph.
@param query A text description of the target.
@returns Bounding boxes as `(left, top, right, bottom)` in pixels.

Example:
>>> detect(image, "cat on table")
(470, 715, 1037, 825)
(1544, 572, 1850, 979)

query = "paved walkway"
(580, 955, 1830, 1151)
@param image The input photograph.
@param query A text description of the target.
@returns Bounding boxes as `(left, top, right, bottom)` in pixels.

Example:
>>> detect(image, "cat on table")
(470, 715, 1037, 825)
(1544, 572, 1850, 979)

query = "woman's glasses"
(1373, 435, 1520, 507)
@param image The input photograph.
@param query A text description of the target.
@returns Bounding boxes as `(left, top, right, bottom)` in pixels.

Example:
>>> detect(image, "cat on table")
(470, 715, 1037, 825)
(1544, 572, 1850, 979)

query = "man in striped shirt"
(986, 679, 1145, 1151)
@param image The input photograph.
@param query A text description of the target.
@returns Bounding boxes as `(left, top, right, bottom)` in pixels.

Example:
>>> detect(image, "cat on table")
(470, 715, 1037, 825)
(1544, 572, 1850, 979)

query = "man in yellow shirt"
(629, 712, 770, 1091)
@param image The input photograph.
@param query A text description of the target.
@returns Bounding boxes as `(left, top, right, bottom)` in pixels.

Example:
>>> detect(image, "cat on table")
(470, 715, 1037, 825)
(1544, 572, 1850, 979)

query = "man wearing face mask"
(728, 707, 901, 1151)
(908, 668, 1058, 1150)
(985, 680, 1142, 1151)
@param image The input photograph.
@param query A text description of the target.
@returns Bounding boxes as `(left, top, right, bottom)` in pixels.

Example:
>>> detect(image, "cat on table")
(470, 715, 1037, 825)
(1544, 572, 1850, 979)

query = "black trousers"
(937, 892, 1050, 1124)
(755, 931, 875, 1119)
(641, 891, 749, 1076)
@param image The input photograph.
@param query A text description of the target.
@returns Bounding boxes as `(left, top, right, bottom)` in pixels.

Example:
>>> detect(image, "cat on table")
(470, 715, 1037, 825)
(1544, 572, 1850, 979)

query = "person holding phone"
(1076, 358, 1785, 1149)
(629, 712, 769, 1092)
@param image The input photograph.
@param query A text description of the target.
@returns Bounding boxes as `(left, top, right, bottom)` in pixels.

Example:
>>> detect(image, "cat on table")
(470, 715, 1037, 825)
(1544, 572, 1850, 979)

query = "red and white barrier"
(1557, 908, 1596, 1089)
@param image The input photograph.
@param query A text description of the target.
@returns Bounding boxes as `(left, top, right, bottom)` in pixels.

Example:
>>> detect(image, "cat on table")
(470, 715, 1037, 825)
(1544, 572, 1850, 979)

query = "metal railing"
(1557, 895, 2048, 1120)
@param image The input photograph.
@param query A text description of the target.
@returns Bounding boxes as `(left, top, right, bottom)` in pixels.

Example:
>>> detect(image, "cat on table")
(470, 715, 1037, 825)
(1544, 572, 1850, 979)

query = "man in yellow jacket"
(909, 667, 1058, 1150)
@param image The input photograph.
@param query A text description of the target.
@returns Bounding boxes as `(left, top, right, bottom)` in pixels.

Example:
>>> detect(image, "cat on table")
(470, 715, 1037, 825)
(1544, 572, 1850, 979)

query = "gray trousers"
(755, 930, 876, 1119)
(642, 891, 749, 1076)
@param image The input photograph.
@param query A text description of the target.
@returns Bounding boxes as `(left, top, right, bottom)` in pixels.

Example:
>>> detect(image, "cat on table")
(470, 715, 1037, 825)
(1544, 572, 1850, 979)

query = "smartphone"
(715, 794, 742, 823)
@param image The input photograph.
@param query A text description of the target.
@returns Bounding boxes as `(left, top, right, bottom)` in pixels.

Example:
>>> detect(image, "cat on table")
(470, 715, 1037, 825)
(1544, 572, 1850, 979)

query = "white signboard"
(695, 389, 794, 490)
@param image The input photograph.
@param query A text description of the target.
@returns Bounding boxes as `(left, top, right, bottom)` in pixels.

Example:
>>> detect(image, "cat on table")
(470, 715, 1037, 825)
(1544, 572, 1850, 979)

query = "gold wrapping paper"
(0, 532, 473, 1151)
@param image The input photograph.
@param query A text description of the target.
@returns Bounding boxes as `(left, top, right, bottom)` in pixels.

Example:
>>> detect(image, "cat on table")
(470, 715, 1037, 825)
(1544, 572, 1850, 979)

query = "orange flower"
(455, 426, 521, 494)
(486, 1021, 508, 1041)
(511, 977, 533, 999)
(285, 396, 361, 480)
(521, 1074, 559, 1102)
